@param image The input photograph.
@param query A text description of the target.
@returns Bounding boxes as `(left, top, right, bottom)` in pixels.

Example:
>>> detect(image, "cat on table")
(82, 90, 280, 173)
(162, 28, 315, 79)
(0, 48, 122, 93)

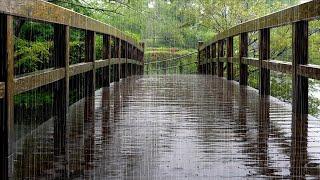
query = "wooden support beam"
(212, 43, 217, 75)
(125, 42, 128, 78)
(0, 14, 14, 180)
(53, 24, 69, 178)
(240, 33, 248, 86)
(85, 30, 96, 96)
(102, 34, 110, 87)
(218, 40, 224, 77)
(206, 46, 211, 74)
(292, 21, 308, 116)
(15, 68, 65, 95)
(140, 42, 145, 75)
(198, 41, 204, 74)
(128, 44, 132, 77)
(291, 21, 308, 177)
(227, 37, 234, 80)
(114, 38, 120, 81)
(259, 28, 270, 96)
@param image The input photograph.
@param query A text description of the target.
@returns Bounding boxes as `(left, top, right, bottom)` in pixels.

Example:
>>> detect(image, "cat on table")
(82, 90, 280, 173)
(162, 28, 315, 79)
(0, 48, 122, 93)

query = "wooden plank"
(69, 62, 93, 76)
(242, 57, 259, 67)
(292, 21, 309, 117)
(259, 28, 270, 96)
(14, 68, 65, 95)
(0, 0, 143, 51)
(262, 60, 292, 74)
(199, 0, 320, 50)
(218, 40, 224, 77)
(227, 37, 233, 80)
(239, 33, 249, 86)
(298, 64, 320, 80)
(0, 15, 14, 179)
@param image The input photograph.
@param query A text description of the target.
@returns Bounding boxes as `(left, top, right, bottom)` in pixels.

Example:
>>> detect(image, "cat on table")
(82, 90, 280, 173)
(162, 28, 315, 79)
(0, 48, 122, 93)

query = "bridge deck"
(12, 75, 320, 179)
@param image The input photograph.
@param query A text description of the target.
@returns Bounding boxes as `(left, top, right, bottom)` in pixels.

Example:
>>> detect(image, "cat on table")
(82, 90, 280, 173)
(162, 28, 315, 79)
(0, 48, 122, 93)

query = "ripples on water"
(11, 75, 320, 179)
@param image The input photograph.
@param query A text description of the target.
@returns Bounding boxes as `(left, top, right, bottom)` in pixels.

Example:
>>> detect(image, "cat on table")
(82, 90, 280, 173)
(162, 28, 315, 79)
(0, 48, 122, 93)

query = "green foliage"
(14, 38, 52, 73)
(14, 91, 53, 108)
(145, 48, 197, 74)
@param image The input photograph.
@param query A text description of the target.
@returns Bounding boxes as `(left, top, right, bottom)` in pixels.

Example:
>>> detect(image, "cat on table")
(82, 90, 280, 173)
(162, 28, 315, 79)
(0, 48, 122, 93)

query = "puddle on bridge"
(11, 75, 320, 179)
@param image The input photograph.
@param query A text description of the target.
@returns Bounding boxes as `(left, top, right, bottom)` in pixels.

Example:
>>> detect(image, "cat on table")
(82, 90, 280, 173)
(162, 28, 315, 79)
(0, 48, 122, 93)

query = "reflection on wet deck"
(12, 75, 320, 179)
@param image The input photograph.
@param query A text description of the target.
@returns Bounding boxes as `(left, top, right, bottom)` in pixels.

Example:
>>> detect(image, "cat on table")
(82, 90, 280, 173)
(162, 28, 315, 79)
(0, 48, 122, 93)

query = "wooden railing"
(0, 0, 144, 178)
(198, 0, 319, 135)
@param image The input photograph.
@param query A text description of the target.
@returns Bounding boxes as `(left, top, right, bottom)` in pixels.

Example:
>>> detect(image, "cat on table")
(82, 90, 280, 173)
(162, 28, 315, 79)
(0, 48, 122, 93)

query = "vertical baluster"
(140, 42, 145, 75)
(118, 39, 122, 81)
(102, 34, 110, 87)
(291, 20, 308, 177)
(125, 42, 128, 78)
(114, 38, 119, 82)
(128, 44, 132, 77)
(227, 37, 234, 80)
(53, 24, 69, 179)
(85, 30, 96, 96)
(206, 45, 211, 74)
(218, 40, 224, 77)
(132, 46, 136, 75)
(240, 33, 248, 86)
(0, 14, 14, 180)
(212, 43, 217, 75)
(259, 28, 270, 96)
(197, 41, 203, 74)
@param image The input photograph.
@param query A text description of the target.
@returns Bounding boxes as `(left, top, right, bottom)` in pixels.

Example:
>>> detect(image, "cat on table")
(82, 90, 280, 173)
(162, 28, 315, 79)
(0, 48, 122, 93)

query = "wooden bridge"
(1, 0, 320, 179)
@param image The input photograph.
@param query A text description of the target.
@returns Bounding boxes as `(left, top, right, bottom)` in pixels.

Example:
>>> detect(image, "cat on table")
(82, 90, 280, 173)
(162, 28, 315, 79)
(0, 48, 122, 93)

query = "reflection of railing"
(0, 0, 144, 178)
(145, 52, 197, 74)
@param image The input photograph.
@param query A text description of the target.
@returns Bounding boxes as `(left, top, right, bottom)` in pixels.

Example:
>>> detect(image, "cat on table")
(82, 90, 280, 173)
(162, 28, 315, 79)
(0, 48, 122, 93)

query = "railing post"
(207, 46, 211, 74)
(197, 41, 204, 74)
(240, 33, 248, 86)
(140, 42, 145, 75)
(124, 42, 129, 78)
(212, 43, 217, 75)
(53, 24, 69, 179)
(227, 37, 234, 80)
(114, 38, 120, 82)
(120, 41, 126, 79)
(259, 28, 270, 96)
(118, 39, 122, 81)
(291, 21, 308, 176)
(85, 30, 96, 96)
(218, 40, 224, 77)
(133, 46, 137, 75)
(128, 44, 132, 77)
(292, 21, 308, 117)
(0, 14, 14, 180)
(102, 34, 110, 87)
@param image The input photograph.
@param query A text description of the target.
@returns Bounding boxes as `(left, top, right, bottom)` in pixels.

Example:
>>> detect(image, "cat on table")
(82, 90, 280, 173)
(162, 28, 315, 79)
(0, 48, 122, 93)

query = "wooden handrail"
(0, 0, 143, 51)
(199, 0, 320, 51)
